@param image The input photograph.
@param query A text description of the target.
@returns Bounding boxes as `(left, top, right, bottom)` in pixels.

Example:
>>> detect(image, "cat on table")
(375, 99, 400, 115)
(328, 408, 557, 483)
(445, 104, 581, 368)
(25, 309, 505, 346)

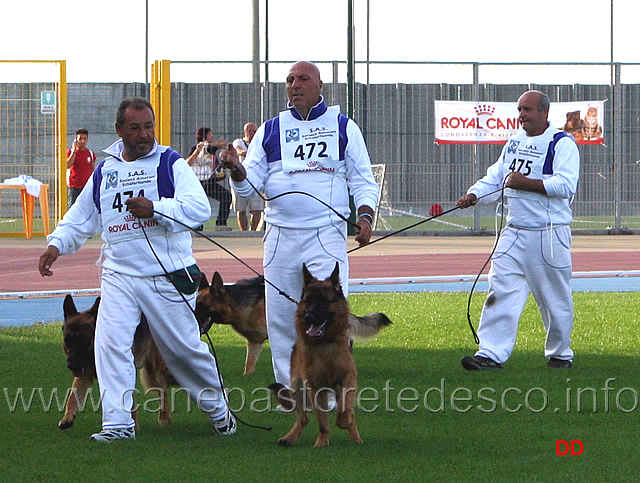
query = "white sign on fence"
(40, 91, 56, 115)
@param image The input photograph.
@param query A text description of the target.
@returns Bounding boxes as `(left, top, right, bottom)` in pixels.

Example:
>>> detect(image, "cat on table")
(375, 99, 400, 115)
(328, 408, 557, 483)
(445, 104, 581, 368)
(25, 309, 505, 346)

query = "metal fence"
(3, 60, 640, 233)
(0, 59, 64, 237)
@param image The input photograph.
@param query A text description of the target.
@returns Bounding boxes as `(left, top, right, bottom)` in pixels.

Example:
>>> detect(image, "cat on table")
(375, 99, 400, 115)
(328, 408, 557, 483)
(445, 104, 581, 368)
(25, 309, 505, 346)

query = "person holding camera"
(185, 127, 232, 231)
(66, 128, 96, 208)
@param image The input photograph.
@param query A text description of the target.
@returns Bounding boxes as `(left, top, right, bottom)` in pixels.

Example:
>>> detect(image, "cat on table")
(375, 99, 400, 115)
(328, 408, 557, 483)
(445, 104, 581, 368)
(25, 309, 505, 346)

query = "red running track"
(2, 246, 638, 294)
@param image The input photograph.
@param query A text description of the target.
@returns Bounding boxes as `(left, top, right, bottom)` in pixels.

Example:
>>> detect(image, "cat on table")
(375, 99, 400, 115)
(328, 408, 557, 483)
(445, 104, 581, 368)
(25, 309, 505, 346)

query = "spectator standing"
(232, 122, 264, 230)
(66, 128, 96, 208)
(185, 127, 232, 231)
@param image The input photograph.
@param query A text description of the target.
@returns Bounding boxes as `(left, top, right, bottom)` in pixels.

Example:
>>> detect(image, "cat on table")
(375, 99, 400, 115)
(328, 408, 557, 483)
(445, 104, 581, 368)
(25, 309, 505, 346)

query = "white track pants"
(263, 223, 348, 388)
(95, 269, 228, 430)
(475, 225, 574, 364)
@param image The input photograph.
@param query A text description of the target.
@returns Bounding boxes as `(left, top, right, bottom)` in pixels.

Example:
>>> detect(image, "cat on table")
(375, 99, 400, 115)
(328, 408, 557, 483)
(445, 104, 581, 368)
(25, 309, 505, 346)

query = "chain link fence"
(2, 60, 640, 235)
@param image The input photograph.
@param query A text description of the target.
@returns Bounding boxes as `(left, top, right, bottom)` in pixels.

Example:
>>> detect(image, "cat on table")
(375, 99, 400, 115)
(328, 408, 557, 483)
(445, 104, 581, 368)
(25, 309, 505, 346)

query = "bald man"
(219, 61, 379, 391)
(457, 90, 580, 371)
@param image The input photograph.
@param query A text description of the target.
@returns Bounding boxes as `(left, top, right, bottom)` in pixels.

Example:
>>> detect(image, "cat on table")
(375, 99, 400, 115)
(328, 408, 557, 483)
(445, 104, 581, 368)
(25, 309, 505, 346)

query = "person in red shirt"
(66, 128, 97, 208)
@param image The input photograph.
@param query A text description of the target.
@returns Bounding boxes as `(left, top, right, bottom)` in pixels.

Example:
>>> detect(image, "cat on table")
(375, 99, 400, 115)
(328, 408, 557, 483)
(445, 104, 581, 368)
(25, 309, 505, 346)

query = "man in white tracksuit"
(457, 90, 580, 370)
(39, 97, 236, 442)
(219, 62, 379, 390)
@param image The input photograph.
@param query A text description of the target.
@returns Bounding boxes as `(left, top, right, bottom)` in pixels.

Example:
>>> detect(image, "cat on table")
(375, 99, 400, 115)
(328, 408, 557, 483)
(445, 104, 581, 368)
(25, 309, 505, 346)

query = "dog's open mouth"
(305, 320, 328, 338)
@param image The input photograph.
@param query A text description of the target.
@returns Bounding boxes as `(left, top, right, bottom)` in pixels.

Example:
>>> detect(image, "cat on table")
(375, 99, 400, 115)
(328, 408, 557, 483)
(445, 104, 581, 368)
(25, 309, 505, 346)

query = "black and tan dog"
(59, 295, 173, 430)
(274, 263, 391, 447)
(196, 271, 391, 378)
(196, 272, 267, 376)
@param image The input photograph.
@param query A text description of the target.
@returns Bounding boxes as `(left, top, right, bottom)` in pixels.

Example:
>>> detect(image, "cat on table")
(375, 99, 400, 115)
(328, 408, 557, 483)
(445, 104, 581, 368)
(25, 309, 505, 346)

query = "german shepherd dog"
(59, 295, 173, 430)
(196, 271, 392, 378)
(196, 272, 267, 376)
(275, 263, 391, 448)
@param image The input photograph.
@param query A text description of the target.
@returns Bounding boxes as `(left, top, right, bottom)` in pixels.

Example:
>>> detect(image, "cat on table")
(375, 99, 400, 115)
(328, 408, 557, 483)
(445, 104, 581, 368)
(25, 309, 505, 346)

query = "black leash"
(241, 174, 360, 229)
(136, 179, 505, 367)
(139, 223, 272, 432)
(464, 181, 508, 344)
(347, 187, 505, 254)
(337, 185, 505, 344)
(233, 179, 506, 344)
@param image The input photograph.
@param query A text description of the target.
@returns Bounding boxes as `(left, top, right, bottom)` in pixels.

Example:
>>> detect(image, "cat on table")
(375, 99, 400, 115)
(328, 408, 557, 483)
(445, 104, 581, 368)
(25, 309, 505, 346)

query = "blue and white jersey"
(231, 97, 379, 229)
(468, 123, 580, 229)
(47, 140, 211, 277)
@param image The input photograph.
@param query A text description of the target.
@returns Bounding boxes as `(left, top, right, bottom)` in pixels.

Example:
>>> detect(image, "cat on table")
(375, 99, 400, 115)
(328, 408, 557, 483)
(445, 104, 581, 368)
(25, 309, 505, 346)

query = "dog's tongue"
(306, 322, 326, 337)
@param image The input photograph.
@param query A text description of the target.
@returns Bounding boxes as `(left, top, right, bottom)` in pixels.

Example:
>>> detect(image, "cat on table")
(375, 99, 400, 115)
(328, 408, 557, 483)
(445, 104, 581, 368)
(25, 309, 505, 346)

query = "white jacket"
(47, 140, 211, 277)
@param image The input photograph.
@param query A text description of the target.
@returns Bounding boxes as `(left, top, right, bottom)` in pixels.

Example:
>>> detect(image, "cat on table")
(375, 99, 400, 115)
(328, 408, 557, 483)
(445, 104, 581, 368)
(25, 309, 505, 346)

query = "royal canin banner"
(435, 100, 605, 145)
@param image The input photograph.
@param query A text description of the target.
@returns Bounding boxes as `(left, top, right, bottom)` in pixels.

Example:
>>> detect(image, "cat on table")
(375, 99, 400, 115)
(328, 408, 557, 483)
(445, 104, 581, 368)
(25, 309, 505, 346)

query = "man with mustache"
(38, 97, 236, 442)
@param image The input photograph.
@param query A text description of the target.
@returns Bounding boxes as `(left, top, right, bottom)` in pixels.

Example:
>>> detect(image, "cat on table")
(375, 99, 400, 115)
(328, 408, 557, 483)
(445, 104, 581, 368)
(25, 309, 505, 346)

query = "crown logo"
(474, 104, 495, 116)
(124, 214, 136, 222)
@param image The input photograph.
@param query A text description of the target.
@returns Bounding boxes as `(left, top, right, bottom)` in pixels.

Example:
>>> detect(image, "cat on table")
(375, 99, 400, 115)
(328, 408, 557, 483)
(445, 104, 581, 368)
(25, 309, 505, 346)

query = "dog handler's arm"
(355, 206, 375, 247)
(39, 246, 60, 277)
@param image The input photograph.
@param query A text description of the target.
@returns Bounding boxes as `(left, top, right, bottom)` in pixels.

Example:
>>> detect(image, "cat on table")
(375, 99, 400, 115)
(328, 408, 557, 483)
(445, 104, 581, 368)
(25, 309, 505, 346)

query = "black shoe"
(547, 357, 573, 369)
(461, 355, 503, 371)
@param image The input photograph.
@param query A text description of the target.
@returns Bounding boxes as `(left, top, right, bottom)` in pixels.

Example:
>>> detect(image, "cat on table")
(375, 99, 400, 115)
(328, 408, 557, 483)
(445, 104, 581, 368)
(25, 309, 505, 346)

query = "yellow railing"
(151, 60, 171, 146)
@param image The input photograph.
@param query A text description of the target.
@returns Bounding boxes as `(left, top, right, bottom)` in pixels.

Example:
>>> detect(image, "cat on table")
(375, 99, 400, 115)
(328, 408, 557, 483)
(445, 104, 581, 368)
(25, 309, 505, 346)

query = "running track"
(1, 235, 639, 293)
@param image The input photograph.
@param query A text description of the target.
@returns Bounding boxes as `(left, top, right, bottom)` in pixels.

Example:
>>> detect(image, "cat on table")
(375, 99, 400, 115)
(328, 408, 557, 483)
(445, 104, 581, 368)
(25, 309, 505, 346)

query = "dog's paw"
(58, 418, 75, 430)
(313, 437, 330, 448)
(158, 415, 172, 425)
(278, 437, 295, 447)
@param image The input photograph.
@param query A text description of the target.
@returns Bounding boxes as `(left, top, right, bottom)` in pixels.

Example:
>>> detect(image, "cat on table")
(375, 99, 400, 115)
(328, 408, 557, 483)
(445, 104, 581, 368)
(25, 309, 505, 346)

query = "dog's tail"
(348, 312, 392, 339)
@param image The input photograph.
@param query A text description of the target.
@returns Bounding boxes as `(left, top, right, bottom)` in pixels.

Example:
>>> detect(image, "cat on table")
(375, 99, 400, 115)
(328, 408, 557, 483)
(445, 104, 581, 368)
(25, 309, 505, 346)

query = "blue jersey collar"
(287, 95, 327, 121)
(103, 139, 159, 161)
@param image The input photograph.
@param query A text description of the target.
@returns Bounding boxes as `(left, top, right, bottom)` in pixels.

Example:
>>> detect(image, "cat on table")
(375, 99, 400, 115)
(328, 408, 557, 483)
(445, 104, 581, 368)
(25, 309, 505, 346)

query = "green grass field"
(1, 292, 639, 480)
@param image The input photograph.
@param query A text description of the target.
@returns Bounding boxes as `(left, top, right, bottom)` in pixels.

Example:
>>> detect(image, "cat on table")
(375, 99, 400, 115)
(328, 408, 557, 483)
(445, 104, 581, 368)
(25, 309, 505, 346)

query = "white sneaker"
(327, 392, 337, 411)
(89, 428, 136, 442)
(212, 410, 237, 436)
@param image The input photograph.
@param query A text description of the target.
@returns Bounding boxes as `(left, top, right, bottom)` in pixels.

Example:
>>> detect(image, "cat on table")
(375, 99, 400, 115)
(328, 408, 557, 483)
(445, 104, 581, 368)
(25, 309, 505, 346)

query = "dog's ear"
(302, 263, 314, 285)
(88, 297, 100, 317)
(63, 294, 77, 318)
(199, 272, 210, 289)
(212, 272, 225, 294)
(330, 262, 341, 286)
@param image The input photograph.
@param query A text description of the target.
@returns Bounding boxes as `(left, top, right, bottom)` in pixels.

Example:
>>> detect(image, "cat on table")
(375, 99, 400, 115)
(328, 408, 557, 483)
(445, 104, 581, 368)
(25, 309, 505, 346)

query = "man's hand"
(456, 193, 477, 209)
(218, 144, 240, 169)
(218, 144, 246, 181)
(354, 219, 372, 247)
(38, 246, 60, 277)
(194, 141, 206, 155)
(125, 197, 154, 218)
(506, 171, 546, 194)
